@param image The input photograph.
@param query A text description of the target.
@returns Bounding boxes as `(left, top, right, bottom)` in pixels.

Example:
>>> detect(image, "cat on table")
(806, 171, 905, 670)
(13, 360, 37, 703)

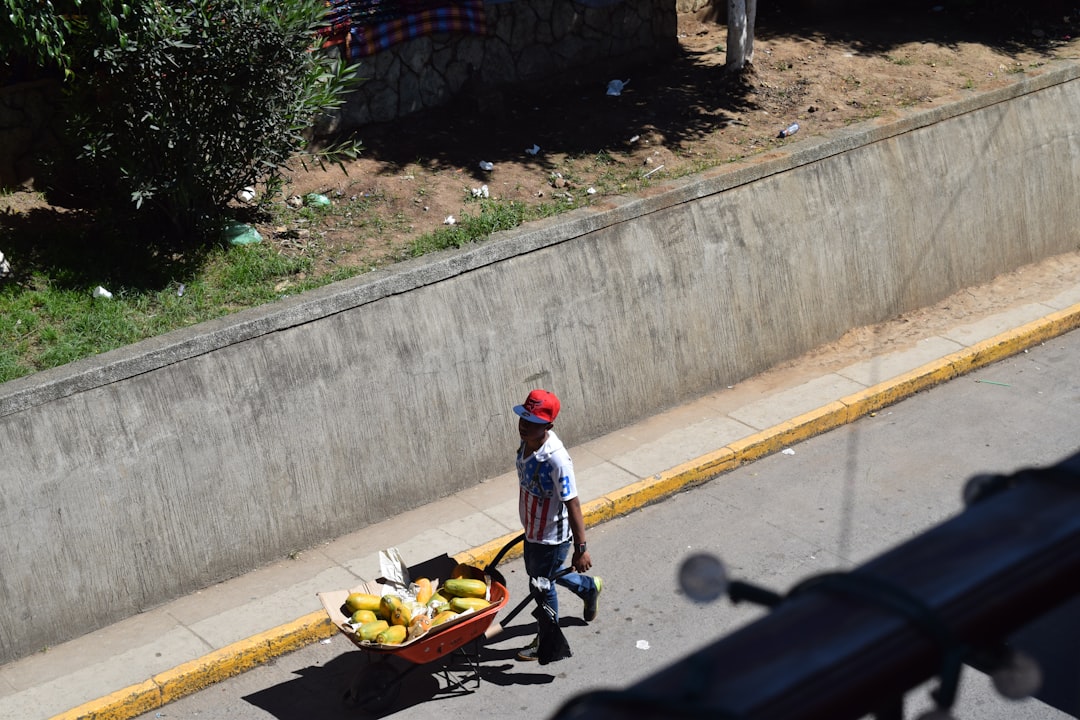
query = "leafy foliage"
(1, 1, 131, 79)
(42, 0, 361, 241)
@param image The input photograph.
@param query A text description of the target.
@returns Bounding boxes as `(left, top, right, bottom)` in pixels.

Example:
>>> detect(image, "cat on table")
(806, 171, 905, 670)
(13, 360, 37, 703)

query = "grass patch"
(0, 188, 582, 383)
(405, 199, 562, 257)
(0, 240, 316, 383)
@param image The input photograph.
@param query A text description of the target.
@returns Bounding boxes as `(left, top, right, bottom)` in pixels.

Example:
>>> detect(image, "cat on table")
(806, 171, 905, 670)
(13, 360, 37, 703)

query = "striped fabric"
(517, 431, 578, 545)
(318, 0, 487, 59)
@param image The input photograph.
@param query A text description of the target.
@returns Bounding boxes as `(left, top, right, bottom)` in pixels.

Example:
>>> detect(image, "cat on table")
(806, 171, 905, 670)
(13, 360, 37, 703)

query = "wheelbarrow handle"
(487, 566, 575, 636)
(485, 533, 525, 573)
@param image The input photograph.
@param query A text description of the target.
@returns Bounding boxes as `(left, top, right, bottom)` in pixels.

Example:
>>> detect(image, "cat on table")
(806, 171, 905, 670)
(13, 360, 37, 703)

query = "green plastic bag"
(223, 222, 263, 245)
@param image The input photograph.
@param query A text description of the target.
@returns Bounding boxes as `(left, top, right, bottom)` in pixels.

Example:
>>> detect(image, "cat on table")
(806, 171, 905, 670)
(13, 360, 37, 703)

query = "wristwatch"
(576, 542, 587, 554)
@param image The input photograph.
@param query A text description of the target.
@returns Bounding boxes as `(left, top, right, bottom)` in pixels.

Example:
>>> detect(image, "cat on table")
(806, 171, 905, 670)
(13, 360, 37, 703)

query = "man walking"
(512, 389, 602, 661)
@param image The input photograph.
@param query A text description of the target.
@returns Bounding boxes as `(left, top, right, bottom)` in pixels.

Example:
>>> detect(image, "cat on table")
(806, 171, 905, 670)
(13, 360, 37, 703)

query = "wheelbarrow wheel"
(344, 660, 402, 714)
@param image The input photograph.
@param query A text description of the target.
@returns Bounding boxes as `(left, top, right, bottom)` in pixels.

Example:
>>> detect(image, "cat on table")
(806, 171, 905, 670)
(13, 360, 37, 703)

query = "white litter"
(478, 160, 494, 171)
(782, 448, 795, 456)
(92, 286, 113, 299)
(471, 184, 490, 198)
(606, 78, 630, 96)
(444, 215, 456, 225)
(237, 186, 256, 203)
(320, 638, 332, 645)
(525, 144, 541, 156)
(636, 640, 650, 650)
(587, 187, 596, 195)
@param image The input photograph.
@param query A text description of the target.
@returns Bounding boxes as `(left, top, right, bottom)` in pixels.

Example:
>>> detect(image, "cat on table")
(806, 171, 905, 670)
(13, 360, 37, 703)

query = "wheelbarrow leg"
(344, 656, 412, 714)
(437, 639, 485, 693)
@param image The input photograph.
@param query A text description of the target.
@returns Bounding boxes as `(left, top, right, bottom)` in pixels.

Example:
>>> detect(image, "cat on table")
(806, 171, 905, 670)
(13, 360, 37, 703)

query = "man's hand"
(572, 548, 593, 573)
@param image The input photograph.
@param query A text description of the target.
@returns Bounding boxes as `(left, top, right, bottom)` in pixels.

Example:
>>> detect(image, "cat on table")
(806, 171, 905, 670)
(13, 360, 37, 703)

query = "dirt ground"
(258, 5, 1080, 274)
(3, 5, 1080, 373)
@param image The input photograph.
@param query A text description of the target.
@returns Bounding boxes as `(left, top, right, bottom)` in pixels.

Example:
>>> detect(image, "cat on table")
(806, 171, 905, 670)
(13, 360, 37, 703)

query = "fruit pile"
(343, 570, 491, 646)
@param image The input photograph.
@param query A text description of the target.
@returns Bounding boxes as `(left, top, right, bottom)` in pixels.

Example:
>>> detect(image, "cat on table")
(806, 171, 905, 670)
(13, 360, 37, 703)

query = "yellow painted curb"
(151, 613, 335, 706)
(266, 611, 337, 657)
(725, 426, 796, 466)
(154, 637, 269, 705)
(840, 360, 957, 419)
(454, 531, 525, 569)
(950, 304, 1080, 375)
(49, 679, 160, 720)
(602, 446, 737, 519)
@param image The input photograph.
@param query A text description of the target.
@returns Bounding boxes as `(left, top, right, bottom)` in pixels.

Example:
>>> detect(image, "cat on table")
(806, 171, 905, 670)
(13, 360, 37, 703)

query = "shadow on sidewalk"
(241, 618, 586, 718)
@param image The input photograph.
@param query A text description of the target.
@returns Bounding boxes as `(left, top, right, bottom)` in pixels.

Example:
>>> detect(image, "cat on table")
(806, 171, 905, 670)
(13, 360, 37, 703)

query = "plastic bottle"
(778, 122, 800, 138)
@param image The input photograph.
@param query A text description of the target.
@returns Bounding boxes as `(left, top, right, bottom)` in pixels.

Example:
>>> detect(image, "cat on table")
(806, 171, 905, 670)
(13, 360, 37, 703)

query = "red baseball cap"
(514, 389, 560, 424)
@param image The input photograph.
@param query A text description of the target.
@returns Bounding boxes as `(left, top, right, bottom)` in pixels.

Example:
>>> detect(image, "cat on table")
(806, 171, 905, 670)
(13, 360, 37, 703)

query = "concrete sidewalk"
(4, 278, 1080, 720)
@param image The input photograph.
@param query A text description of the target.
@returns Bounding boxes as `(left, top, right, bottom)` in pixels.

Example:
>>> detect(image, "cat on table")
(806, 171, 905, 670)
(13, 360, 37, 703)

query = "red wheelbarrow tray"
(318, 570, 510, 665)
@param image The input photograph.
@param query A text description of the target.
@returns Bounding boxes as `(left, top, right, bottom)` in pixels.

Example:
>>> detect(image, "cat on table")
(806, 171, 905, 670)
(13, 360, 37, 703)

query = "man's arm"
(565, 496, 592, 572)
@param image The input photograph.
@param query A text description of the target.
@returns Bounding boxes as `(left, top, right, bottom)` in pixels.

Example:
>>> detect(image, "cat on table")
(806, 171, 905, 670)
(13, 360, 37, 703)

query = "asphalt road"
(136, 328, 1080, 720)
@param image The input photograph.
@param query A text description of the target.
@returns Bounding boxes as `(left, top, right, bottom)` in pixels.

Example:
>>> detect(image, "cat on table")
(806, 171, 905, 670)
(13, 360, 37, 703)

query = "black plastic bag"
(532, 599, 572, 664)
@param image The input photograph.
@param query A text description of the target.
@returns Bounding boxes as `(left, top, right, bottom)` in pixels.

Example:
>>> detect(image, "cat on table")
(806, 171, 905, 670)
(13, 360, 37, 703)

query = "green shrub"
(1, 1, 126, 78)
(49, 0, 360, 241)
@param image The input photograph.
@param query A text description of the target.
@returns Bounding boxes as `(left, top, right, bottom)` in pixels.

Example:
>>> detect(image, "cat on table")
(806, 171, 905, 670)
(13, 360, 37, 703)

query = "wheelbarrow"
(320, 533, 533, 713)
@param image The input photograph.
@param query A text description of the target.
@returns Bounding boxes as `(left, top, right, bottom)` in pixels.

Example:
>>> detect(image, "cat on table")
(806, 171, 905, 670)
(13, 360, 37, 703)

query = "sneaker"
(516, 637, 539, 661)
(583, 577, 603, 622)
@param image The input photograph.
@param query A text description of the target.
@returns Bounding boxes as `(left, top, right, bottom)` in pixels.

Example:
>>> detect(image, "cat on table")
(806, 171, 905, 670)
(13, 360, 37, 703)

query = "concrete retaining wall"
(1, 64, 1078, 665)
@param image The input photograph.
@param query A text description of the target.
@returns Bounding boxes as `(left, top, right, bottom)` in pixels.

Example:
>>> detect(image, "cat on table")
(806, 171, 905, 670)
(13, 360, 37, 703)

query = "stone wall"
(329, 0, 678, 131)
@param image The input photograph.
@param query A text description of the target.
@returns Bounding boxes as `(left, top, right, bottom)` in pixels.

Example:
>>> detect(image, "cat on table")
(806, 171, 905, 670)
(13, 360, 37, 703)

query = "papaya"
(375, 624, 407, 645)
(441, 578, 487, 599)
(407, 614, 432, 639)
(390, 603, 413, 627)
(450, 596, 490, 613)
(380, 594, 403, 622)
(414, 577, 433, 605)
(345, 592, 382, 614)
(431, 609, 458, 626)
(356, 620, 389, 641)
(449, 563, 472, 579)
(350, 609, 378, 625)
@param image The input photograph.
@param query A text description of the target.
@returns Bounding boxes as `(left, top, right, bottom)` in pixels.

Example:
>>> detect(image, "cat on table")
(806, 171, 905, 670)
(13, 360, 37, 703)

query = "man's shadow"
(244, 553, 586, 718)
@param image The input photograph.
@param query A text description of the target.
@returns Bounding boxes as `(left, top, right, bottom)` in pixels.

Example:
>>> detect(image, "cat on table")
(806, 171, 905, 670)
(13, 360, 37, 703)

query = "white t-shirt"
(517, 430, 578, 544)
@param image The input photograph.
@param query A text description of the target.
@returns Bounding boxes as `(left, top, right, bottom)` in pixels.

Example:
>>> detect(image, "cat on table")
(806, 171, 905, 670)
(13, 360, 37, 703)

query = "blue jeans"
(523, 539, 597, 619)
